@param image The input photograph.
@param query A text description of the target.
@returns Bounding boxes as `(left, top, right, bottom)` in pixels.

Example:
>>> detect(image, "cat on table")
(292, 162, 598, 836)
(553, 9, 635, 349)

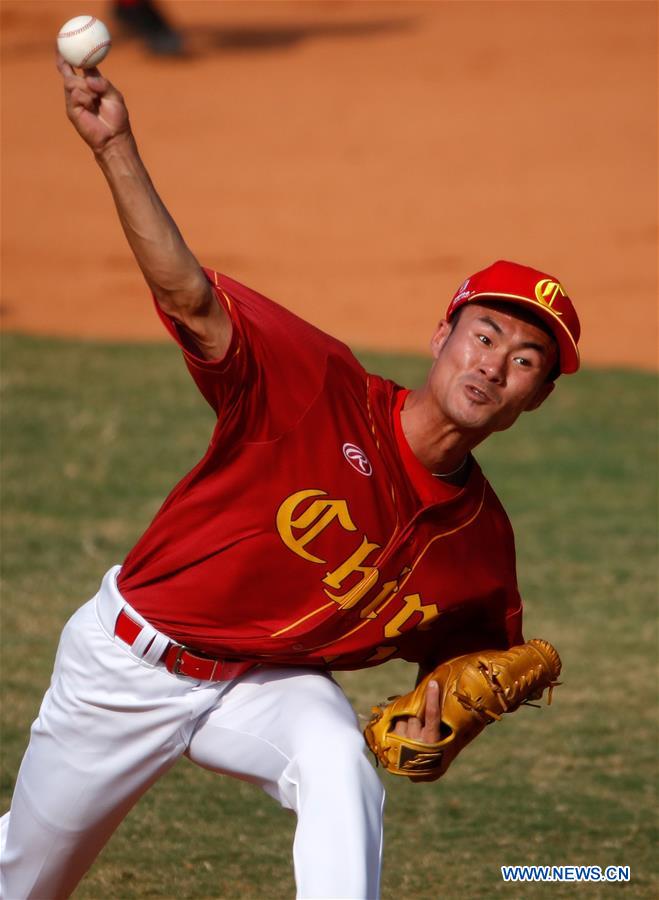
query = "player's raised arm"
(55, 56, 231, 361)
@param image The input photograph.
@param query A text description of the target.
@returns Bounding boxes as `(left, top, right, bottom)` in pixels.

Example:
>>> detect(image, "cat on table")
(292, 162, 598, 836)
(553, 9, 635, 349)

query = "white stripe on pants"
(0, 568, 385, 899)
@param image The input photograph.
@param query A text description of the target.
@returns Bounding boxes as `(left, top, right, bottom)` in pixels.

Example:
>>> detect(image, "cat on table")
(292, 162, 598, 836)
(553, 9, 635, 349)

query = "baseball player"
(0, 61, 581, 900)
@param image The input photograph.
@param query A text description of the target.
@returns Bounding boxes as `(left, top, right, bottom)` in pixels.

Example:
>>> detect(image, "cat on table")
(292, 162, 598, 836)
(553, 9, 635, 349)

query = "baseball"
(57, 15, 112, 69)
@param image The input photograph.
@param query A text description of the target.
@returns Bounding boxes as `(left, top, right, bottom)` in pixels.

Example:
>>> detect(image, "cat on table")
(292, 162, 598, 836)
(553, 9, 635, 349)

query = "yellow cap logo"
(534, 279, 565, 315)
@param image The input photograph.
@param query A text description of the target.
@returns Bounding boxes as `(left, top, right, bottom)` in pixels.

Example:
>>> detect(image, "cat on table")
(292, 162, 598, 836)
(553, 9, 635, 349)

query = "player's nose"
(479, 352, 507, 384)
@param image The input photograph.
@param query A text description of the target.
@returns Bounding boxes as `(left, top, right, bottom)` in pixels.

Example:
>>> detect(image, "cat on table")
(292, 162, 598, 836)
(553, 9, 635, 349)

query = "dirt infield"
(1, 1, 656, 369)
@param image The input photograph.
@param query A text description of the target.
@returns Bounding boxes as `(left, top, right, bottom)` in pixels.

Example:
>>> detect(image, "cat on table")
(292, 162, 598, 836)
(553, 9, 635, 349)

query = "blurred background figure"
(112, 0, 184, 56)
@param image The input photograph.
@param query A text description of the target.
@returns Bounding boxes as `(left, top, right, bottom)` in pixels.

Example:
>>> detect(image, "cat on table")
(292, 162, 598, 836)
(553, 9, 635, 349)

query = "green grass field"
(1, 333, 657, 899)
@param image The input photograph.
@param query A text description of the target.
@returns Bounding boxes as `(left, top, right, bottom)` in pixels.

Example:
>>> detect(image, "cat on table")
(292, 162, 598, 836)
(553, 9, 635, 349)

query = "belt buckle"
(171, 644, 188, 675)
(171, 643, 220, 680)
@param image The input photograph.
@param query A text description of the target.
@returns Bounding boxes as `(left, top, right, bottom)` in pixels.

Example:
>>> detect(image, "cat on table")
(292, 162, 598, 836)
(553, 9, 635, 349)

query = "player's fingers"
(67, 78, 110, 107)
(83, 68, 124, 104)
(56, 55, 107, 99)
(407, 717, 423, 740)
(71, 86, 97, 111)
(394, 716, 424, 740)
(55, 51, 74, 78)
(394, 717, 414, 737)
(83, 69, 108, 92)
(61, 70, 89, 96)
(422, 680, 441, 742)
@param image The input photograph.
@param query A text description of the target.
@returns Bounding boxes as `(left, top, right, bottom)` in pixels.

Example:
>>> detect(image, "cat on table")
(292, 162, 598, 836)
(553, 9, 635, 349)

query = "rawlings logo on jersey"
(342, 443, 372, 476)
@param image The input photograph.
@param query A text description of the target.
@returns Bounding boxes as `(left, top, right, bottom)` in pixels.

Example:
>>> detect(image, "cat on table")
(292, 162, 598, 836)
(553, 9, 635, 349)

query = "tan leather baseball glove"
(364, 638, 561, 782)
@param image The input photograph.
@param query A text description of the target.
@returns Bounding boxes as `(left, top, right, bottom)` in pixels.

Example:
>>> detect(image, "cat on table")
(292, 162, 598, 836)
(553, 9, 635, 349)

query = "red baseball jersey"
(118, 271, 524, 670)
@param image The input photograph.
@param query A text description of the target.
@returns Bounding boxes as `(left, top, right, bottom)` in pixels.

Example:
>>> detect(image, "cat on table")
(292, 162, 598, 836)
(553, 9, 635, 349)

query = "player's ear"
(430, 319, 453, 359)
(524, 380, 555, 412)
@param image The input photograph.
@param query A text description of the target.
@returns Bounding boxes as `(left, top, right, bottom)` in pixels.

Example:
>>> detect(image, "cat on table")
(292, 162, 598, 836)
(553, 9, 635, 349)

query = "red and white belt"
(114, 609, 254, 682)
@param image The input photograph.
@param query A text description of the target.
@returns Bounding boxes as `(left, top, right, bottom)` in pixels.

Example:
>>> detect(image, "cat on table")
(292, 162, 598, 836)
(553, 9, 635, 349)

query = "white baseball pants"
(0, 568, 384, 899)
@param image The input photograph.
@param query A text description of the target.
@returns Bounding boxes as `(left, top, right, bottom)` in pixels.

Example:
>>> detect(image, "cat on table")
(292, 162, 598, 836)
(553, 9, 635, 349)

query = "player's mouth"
(464, 382, 495, 404)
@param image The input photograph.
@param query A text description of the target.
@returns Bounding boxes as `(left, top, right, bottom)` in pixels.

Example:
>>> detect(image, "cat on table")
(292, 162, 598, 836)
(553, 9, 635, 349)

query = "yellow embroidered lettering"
(359, 565, 411, 619)
(384, 592, 440, 638)
(323, 536, 381, 609)
(534, 278, 565, 314)
(276, 489, 357, 563)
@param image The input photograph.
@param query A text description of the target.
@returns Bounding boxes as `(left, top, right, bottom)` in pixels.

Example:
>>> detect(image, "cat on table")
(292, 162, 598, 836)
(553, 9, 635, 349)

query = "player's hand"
(393, 678, 440, 742)
(392, 679, 441, 783)
(56, 54, 130, 155)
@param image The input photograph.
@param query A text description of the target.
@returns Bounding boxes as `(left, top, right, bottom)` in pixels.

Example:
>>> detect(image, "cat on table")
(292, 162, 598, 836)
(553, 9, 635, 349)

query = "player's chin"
(452, 395, 526, 434)
(448, 400, 501, 432)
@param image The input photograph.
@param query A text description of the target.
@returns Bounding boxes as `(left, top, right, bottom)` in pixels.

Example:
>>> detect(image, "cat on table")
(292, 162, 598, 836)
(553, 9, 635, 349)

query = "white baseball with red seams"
(57, 16, 112, 68)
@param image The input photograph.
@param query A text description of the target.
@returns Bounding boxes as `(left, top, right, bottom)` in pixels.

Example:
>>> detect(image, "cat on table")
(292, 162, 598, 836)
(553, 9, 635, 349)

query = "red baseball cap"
(446, 260, 581, 374)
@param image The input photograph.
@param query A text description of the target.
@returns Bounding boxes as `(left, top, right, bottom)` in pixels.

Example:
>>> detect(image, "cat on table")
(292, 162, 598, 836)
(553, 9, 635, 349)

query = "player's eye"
(478, 334, 491, 346)
(513, 356, 532, 367)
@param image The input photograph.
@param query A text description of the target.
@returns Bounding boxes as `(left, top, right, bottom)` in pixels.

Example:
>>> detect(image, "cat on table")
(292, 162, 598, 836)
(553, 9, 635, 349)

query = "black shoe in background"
(113, 0, 185, 56)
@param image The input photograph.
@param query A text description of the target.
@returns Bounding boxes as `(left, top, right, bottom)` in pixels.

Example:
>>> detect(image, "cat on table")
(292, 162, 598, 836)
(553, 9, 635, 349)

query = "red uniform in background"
(119, 270, 524, 669)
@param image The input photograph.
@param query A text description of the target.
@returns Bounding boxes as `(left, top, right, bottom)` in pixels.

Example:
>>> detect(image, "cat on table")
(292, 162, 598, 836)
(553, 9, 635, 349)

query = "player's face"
(427, 302, 558, 435)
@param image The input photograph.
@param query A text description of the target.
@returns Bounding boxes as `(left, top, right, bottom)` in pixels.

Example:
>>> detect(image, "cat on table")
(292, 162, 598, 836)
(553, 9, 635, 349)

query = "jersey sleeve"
(153, 269, 250, 417)
(153, 268, 362, 446)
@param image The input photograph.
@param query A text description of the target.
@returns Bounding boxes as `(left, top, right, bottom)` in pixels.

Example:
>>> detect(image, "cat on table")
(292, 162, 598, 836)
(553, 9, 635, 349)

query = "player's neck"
(401, 387, 488, 478)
